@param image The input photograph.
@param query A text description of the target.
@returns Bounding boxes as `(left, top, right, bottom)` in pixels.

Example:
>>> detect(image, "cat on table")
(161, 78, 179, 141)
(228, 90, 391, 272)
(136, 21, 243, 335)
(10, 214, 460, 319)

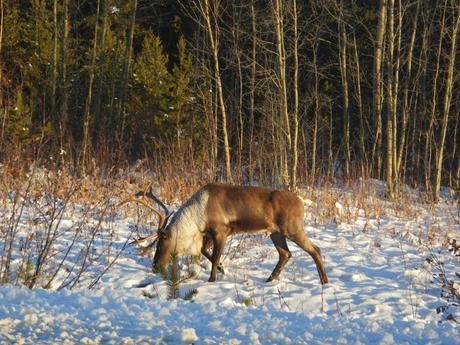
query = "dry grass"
(300, 180, 388, 226)
(1, 156, 457, 292)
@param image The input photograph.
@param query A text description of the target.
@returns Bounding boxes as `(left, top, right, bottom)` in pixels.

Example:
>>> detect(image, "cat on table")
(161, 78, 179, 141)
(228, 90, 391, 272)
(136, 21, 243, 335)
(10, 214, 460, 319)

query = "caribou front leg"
(267, 232, 292, 282)
(208, 227, 229, 282)
(201, 234, 225, 274)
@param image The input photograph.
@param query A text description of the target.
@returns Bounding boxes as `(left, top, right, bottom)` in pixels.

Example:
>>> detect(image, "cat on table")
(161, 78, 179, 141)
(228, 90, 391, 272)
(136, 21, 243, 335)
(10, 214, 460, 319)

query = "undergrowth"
(1, 159, 458, 328)
(427, 240, 460, 323)
(155, 254, 198, 301)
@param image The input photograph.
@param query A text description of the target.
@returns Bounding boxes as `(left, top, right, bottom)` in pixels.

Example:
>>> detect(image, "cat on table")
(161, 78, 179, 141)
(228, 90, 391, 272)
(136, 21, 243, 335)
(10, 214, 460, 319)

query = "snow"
(0, 180, 459, 344)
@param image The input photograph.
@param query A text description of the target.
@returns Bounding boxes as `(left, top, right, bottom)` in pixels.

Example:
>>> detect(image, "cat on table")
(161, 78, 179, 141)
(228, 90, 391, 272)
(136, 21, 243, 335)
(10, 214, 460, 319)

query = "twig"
(88, 228, 134, 289)
(277, 287, 290, 311)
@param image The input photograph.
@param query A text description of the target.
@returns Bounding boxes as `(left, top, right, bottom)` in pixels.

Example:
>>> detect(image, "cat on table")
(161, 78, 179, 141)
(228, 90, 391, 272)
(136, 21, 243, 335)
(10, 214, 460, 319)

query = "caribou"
(125, 183, 328, 285)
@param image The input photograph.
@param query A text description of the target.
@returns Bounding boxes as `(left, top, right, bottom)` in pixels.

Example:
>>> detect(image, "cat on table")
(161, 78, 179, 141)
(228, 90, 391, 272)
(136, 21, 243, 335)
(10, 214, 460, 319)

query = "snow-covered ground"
(0, 180, 459, 344)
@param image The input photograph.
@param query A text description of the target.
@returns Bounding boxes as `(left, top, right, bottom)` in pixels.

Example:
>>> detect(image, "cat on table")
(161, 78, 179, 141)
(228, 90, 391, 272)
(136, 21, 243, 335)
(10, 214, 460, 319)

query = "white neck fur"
(166, 189, 209, 256)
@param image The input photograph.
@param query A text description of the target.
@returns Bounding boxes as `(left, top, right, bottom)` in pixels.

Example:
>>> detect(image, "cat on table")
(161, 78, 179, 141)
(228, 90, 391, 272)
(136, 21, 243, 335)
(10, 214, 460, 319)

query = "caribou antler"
(118, 196, 161, 254)
(131, 233, 159, 256)
(118, 188, 172, 255)
(135, 185, 170, 216)
(130, 232, 158, 246)
(118, 196, 167, 229)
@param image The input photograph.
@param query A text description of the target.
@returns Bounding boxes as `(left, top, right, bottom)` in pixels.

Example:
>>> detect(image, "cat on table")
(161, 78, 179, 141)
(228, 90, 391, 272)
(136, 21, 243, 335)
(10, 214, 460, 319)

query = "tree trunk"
(311, 44, 319, 185)
(59, 0, 69, 162)
(386, 0, 395, 197)
(372, 0, 387, 179)
(51, 0, 58, 147)
(433, 1, 460, 201)
(117, 0, 137, 156)
(450, 108, 459, 188)
(249, 1, 256, 183)
(93, 0, 108, 142)
(0, 0, 5, 148)
(81, 0, 101, 173)
(290, 0, 299, 190)
(352, 33, 367, 173)
(232, 6, 244, 176)
(273, 0, 290, 186)
(397, 0, 419, 177)
(203, 0, 232, 182)
(425, 3, 446, 191)
(391, 0, 402, 188)
(338, 8, 350, 180)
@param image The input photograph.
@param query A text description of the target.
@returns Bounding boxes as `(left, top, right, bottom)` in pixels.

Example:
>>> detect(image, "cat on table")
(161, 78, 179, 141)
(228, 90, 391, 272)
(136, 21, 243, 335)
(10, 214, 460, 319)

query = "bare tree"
(186, 0, 233, 182)
(425, 3, 446, 191)
(272, 0, 291, 186)
(51, 0, 58, 145)
(81, 0, 102, 173)
(372, 0, 387, 178)
(351, 32, 367, 173)
(434, 0, 460, 201)
(59, 0, 69, 161)
(117, 0, 137, 155)
(290, 0, 299, 189)
(0, 0, 5, 148)
(338, 2, 350, 180)
(248, 0, 257, 183)
(385, 0, 396, 196)
(397, 0, 419, 178)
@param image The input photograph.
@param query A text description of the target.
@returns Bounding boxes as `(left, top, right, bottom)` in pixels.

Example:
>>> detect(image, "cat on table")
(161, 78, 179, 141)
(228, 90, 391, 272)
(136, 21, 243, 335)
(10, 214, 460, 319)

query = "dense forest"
(0, 0, 459, 200)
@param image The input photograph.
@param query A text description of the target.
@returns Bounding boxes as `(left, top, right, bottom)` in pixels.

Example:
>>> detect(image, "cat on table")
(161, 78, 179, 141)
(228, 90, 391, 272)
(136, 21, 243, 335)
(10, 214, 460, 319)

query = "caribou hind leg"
(289, 232, 328, 284)
(266, 232, 292, 282)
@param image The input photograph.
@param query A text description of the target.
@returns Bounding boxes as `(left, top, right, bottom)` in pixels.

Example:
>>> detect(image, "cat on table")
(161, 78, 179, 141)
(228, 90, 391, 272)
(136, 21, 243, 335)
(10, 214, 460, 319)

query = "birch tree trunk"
(232, 7, 244, 175)
(118, 0, 137, 154)
(51, 0, 58, 146)
(0, 0, 5, 147)
(248, 1, 256, 183)
(202, 0, 232, 182)
(273, 0, 290, 186)
(391, 0, 402, 189)
(425, 4, 446, 191)
(94, 0, 108, 140)
(451, 109, 459, 188)
(372, 0, 387, 178)
(397, 0, 419, 177)
(201, 62, 218, 178)
(386, 0, 395, 196)
(311, 43, 319, 184)
(290, 0, 299, 190)
(81, 0, 101, 173)
(59, 0, 68, 160)
(433, 1, 460, 201)
(352, 33, 367, 173)
(338, 8, 350, 180)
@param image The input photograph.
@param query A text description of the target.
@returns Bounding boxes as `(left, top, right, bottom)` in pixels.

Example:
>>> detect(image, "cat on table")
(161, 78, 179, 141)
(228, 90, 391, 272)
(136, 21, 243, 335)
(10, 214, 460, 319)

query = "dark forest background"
(0, 0, 459, 200)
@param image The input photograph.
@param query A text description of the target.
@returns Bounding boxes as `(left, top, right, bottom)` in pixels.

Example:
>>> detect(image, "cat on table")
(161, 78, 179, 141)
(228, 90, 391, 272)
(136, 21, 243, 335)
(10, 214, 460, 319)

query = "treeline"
(0, 0, 459, 199)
